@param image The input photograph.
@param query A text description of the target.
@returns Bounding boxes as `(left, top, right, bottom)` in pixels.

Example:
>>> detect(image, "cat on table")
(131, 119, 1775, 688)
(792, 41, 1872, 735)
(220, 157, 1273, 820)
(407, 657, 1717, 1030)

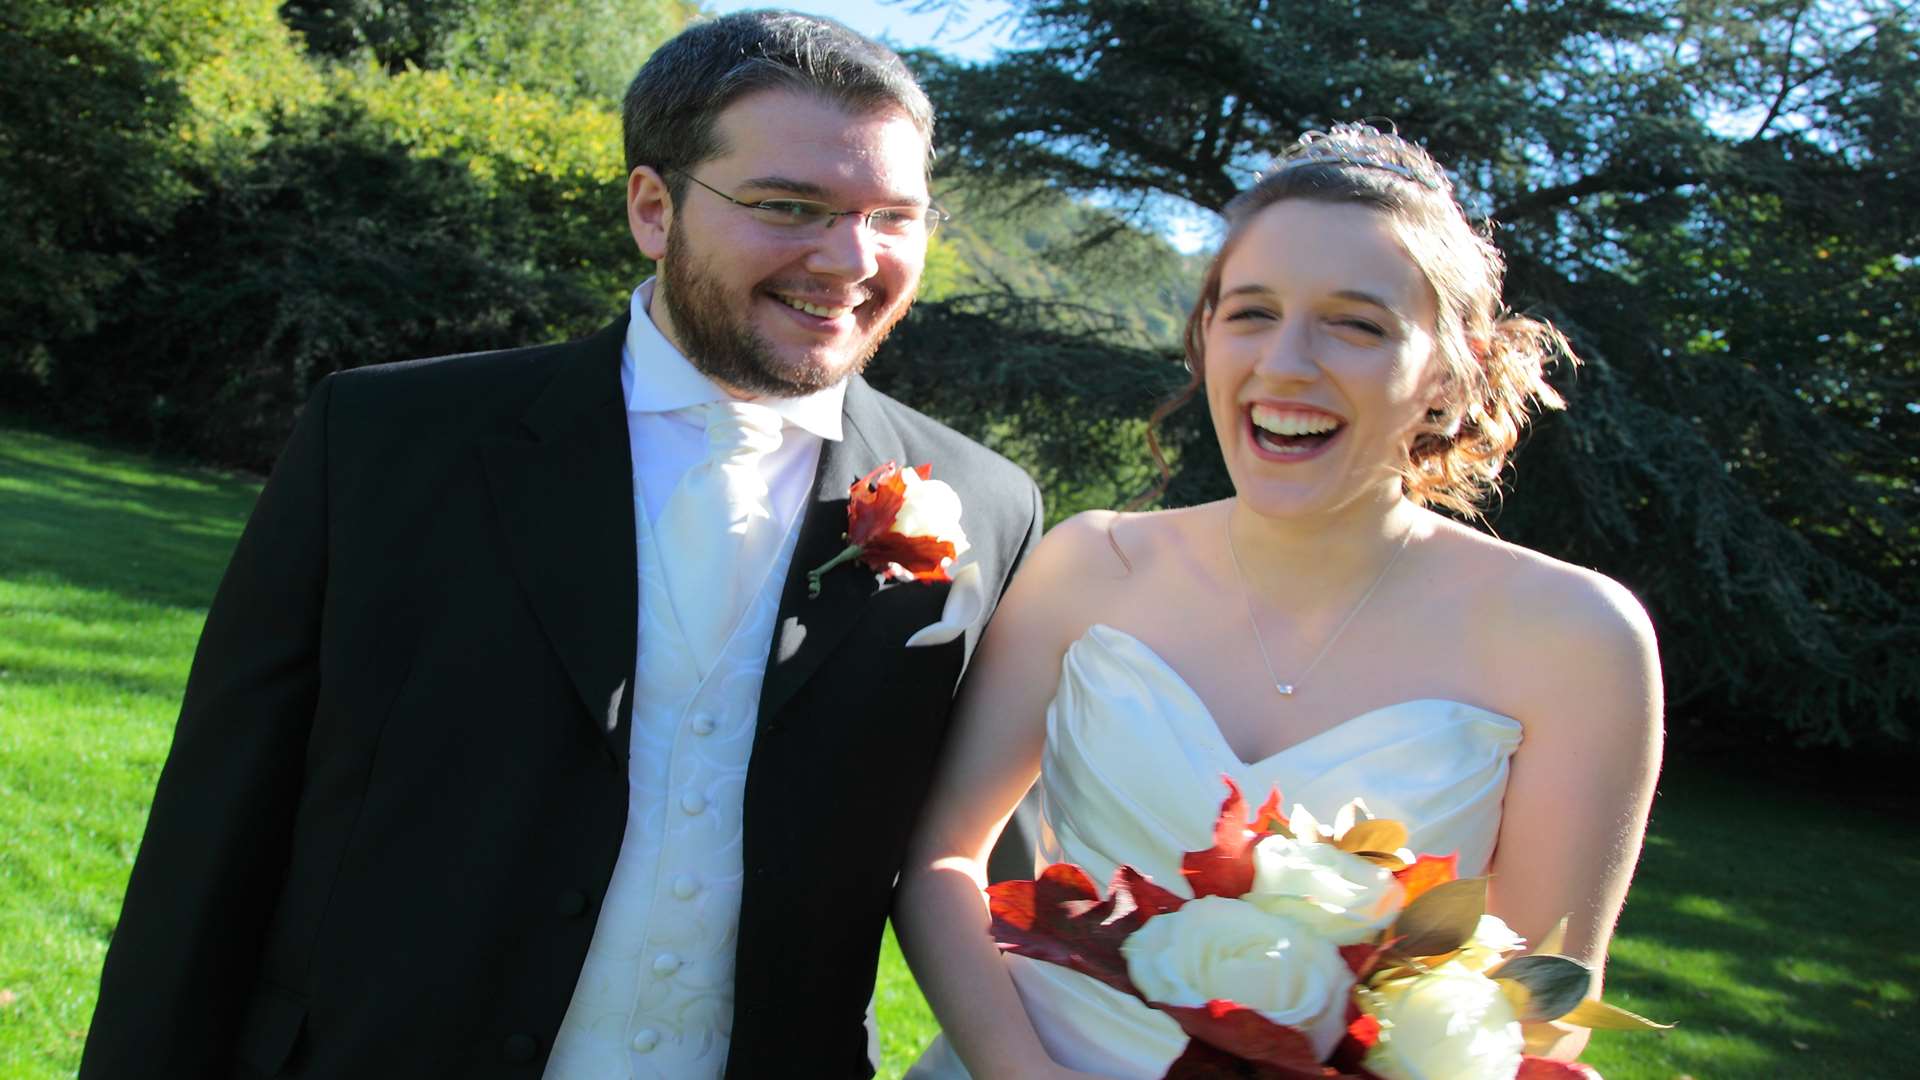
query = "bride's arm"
(1483, 565, 1665, 1060)
(895, 513, 1119, 1080)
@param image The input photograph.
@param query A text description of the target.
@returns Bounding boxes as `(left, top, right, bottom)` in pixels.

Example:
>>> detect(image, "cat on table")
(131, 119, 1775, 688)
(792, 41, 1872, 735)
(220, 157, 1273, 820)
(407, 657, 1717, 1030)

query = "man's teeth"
(1250, 406, 1341, 437)
(776, 295, 854, 319)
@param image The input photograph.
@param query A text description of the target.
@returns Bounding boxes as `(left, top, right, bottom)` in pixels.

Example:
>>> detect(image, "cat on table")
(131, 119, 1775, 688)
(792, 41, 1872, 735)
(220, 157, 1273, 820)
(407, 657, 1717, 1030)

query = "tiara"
(1265, 149, 1444, 191)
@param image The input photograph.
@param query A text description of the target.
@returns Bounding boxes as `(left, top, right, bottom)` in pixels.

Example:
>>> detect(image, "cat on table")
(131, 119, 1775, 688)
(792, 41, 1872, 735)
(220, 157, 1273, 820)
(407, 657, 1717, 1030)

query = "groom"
(81, 12, 1039, 1079)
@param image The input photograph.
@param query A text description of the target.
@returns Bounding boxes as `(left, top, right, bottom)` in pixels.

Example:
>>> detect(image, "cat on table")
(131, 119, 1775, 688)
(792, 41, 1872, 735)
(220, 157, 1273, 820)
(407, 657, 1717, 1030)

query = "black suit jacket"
(80, 319, 1042, 1079)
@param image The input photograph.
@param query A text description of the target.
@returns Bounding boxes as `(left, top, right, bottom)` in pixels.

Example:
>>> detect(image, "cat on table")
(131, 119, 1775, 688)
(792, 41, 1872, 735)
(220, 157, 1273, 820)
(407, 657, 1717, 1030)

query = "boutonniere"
(807, 461, 970, 598)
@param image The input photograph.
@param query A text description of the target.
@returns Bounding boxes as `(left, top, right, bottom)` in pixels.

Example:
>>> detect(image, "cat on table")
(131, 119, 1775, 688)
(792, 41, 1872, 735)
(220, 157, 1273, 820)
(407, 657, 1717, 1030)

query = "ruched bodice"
(909, 624, 1523, 1079)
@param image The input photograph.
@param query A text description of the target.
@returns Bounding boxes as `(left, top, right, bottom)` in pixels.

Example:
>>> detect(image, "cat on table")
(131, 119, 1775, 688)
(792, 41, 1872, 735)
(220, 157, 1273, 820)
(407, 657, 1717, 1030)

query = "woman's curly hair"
(1157, 123, 1574, 516)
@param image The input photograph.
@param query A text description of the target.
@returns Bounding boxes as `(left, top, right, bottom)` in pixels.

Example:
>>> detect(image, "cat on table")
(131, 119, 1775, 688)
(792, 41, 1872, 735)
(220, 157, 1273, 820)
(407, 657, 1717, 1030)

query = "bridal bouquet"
(988, 778, 1666, 1079)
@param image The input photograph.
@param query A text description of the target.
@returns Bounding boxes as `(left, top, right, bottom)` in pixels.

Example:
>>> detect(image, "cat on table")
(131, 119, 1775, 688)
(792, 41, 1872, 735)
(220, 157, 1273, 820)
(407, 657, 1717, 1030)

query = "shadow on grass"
(0, 429, 262, 610)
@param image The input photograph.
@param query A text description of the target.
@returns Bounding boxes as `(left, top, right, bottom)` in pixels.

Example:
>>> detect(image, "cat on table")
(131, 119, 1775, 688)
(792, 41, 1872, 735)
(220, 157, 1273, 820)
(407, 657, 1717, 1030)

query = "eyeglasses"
(672, 170, 950, 242)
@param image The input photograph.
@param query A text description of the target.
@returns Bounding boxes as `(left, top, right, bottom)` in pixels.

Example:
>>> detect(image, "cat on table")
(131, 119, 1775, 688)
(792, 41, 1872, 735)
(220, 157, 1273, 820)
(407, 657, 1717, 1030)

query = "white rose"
(1245, 834, 1404, 945)
(1455, 914, 1527, 973)
(889, 468, 969, 556)
(1121, 896, 1353, 1060)
(1364, 966, 1524, 1080)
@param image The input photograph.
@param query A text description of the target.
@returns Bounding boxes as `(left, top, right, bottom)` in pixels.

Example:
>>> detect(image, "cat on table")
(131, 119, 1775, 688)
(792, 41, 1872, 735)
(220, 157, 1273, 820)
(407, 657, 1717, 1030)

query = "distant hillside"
(923, 183, 1203, 347)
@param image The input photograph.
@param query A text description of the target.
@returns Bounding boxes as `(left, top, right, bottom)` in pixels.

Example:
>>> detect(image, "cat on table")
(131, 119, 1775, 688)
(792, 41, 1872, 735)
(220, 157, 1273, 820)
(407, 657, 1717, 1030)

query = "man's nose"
(806, 213, 885, 280)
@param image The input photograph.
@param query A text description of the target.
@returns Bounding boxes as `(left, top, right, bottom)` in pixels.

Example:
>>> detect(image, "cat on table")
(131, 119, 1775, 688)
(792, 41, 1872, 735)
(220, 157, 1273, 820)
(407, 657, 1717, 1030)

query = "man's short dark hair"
(622, 10, 936, 203)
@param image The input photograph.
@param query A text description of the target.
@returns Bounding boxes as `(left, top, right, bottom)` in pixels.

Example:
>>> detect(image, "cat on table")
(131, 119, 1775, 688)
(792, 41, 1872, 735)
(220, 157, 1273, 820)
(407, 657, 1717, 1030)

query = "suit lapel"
(482, 319, 638, 764)
(756, 379, 895, 721)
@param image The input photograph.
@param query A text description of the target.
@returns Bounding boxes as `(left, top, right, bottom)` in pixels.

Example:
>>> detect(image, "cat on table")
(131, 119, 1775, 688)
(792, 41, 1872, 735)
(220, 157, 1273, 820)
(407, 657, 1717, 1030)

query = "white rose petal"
(1455, 914, 1528, 974)
(1120, 896, 1353, 1060)
(1246, 835, 1404, 944)
(1288, 804, 1328, 842)
(891, 470, 970, 555)
(1331, 797, 1373, 838)
(1364, 966, 1524, 1080)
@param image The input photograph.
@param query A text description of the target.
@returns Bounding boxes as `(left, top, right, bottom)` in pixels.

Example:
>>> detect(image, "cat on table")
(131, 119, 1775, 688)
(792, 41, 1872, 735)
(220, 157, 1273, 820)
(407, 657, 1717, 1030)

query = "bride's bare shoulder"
(1444, 524, 1651, 640)
(1035, 503, 1221, 581)
(1003, 505, 1222, 642)
(1436, 519, 1661, 728)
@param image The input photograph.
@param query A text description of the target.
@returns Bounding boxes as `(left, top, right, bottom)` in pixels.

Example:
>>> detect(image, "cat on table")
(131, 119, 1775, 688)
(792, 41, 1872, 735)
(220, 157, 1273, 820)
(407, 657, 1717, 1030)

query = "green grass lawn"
(2, 422, 1915, 1078)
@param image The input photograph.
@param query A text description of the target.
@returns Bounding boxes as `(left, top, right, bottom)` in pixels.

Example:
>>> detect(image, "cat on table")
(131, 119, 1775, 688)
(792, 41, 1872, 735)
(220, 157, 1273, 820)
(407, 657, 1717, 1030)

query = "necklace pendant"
(1275, 683, 1296, 696)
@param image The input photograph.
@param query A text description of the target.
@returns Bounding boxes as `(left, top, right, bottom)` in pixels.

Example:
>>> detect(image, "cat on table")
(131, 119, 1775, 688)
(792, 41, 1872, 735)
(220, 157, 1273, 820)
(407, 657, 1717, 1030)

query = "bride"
(895, 124, 1663, 1078)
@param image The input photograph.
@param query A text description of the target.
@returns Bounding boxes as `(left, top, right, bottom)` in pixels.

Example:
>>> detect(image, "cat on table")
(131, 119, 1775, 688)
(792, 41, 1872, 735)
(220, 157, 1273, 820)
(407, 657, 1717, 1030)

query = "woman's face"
(1203, 199, 1442, 520)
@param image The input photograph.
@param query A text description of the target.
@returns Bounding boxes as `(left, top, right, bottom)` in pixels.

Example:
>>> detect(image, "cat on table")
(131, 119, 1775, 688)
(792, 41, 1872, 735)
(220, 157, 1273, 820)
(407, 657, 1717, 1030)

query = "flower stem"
(806, 543, 865, 598)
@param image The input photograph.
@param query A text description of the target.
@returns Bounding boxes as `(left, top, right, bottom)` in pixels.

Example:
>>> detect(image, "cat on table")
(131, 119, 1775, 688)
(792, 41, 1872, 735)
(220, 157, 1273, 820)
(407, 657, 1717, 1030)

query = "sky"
(705, 1, 1020, 62)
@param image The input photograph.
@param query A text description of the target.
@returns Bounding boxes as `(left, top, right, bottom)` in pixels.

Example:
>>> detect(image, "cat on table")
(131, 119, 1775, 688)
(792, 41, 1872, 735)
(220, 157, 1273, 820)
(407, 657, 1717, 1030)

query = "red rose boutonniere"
(807, 461, 970, 598)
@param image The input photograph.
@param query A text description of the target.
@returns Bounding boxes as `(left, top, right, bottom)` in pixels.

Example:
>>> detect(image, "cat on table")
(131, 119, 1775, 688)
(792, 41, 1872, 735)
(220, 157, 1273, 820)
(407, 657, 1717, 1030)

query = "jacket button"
(502, 1033, 538, 1062)
(555, 890, 587, 917)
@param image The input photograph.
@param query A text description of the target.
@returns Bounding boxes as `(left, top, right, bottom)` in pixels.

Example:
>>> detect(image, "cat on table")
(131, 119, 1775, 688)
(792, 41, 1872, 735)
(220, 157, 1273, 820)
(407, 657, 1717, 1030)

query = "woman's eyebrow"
(1332, 288, 1400, 313)
(1219, 284, 1401, 315)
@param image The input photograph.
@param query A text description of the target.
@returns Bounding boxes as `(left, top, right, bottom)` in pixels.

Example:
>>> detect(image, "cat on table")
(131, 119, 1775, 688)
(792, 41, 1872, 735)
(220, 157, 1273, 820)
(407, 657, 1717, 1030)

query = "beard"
(659, 217, 913, 398)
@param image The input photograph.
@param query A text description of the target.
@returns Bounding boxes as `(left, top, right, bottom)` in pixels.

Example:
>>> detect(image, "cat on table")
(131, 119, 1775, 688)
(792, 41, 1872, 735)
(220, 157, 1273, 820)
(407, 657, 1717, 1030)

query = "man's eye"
(753, 201, 829, 225)
(867, 208, 919, 233)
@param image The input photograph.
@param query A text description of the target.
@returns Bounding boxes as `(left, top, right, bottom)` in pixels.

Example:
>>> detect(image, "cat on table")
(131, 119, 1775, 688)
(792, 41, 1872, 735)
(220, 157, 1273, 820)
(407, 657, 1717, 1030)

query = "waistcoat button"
(631, 1027, 660, 1052)
(652, 951, 683, 976)
(502, 1033, 538, 1063)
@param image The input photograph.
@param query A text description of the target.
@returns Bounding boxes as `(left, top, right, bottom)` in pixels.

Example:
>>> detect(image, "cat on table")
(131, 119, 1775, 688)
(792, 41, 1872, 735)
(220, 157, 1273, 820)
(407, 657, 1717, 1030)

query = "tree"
(57, 101, 617, 469)
(278, 0, 702, 99)
(898, 0, 1919, 745)
(0, 2, 190, 379)
(5, 0, 699, 460)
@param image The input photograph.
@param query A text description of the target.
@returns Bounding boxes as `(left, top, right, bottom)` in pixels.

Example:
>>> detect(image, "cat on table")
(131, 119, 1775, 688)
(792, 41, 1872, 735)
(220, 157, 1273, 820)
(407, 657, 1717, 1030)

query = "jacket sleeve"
(80, 376, 336, 1078)
(983, 476, 1045, 885)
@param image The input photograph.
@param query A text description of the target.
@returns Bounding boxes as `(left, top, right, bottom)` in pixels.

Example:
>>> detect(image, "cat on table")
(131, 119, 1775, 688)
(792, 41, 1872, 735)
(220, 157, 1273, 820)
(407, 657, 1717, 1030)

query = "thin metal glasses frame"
(672, 170, 949, 240)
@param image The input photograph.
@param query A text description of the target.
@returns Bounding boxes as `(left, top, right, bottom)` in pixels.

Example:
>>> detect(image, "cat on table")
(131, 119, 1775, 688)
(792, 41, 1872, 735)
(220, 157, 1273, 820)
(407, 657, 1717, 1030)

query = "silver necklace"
(1225, 508, 1415, 696)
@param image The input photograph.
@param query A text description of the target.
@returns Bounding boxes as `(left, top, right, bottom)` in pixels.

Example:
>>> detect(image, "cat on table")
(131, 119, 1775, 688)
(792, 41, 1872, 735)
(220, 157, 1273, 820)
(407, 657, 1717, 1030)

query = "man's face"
(644, 89, 931, 397)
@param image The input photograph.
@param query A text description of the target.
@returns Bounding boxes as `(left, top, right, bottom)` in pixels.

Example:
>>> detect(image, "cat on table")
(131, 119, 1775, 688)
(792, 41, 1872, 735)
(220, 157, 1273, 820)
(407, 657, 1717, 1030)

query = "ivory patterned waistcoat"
(543, 489, 804, 1079)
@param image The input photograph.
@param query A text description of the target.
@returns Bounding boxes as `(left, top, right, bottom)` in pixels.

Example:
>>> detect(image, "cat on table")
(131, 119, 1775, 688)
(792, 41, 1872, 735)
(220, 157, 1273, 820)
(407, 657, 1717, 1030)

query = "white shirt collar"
(620, 279, 846, 442)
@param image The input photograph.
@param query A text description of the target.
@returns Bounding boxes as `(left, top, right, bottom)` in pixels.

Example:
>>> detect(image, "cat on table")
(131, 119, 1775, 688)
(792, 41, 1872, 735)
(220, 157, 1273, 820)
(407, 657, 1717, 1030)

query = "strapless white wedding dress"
(908, 624, 1523, 1079)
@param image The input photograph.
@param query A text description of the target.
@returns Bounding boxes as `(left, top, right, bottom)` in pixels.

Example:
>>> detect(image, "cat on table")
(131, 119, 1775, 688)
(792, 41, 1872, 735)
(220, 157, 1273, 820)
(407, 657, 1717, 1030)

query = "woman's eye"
(1334, 317, 1386, 336)
(1222, 306, 1275, 323)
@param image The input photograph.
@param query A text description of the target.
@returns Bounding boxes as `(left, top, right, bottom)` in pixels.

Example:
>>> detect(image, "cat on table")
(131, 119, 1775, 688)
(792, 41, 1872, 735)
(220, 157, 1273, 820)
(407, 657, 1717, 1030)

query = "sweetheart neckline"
(1073, 623, 1520, 771)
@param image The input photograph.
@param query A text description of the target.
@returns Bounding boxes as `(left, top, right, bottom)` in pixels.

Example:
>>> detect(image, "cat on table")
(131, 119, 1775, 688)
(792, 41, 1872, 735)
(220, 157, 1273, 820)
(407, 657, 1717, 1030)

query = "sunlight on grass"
(0, 427, 260, 1079)
(876, 923, 938, 1075)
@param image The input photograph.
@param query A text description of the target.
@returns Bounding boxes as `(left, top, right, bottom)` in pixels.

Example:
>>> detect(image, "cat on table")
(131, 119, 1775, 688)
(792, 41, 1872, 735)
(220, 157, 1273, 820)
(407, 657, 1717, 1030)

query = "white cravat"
(656, 400, 785, 675)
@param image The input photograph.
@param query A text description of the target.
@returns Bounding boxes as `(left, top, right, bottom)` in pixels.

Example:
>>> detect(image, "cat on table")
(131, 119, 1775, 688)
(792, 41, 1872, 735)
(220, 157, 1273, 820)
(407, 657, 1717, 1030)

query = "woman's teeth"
(1251, 405, 1341, 436)
(1250, 405, 1342, 454)
(776, 294, 854, 319)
